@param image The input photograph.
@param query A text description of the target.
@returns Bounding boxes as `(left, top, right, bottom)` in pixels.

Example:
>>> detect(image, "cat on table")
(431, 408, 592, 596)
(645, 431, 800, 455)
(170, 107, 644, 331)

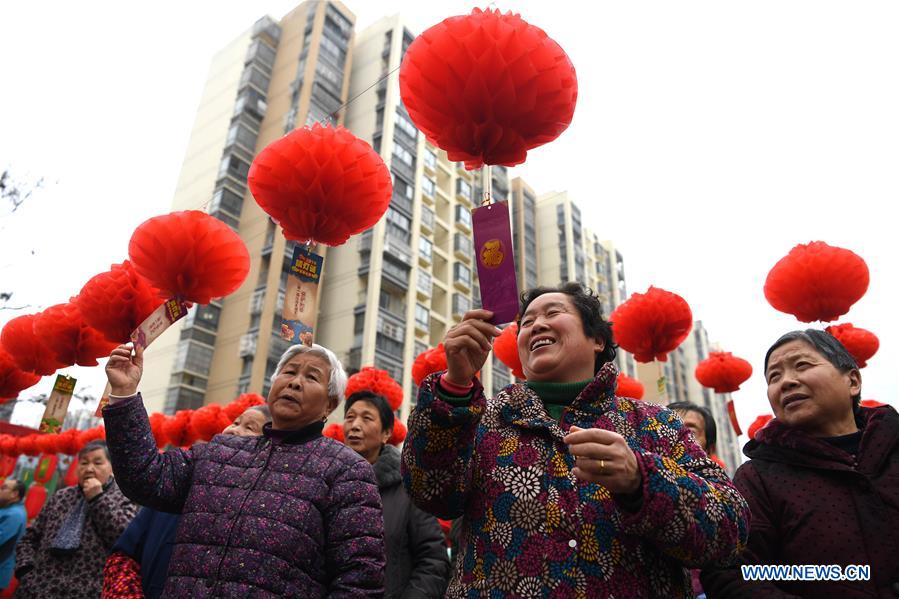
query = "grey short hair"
(272, 344, 348, 404)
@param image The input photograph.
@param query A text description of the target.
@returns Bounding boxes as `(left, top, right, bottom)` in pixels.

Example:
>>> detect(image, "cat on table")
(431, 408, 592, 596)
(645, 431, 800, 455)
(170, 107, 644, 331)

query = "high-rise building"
(509, 177, 539, 292)
(141, 1, 357, 413)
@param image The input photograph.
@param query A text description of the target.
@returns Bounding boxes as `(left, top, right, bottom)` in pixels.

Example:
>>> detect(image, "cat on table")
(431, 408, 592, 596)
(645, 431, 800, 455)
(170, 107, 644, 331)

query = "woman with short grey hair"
(102, 342, 385, 597)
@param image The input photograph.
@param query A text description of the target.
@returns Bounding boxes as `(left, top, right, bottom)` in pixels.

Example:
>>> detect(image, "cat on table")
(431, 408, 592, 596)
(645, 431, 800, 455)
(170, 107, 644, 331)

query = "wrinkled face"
(267, 353, 335, 430)
(222, 408, 268, 437)
(77, 449, 112, 486)
(517, 293, 603, 383)
(766, 340, 861, 436)
(0, 479, 19, 505)
(676, 410, 709, 452)
(343, 401, 391, 464)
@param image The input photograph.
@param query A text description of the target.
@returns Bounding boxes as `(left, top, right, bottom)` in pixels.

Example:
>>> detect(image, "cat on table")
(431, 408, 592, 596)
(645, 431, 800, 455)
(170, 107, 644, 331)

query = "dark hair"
(764, 329, 861, 409)
(518, 282, 618, 373)
(248, 404, 272, 421)
(667, 401, 717, 452)
(9, 479, 25, 502)
(344, 391, 395, 433)
(78, 440, 110, 461)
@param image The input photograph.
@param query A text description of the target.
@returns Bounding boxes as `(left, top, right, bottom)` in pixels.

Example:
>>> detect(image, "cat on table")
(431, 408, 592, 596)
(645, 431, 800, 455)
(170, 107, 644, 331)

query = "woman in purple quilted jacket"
(101, 342, 385, 598)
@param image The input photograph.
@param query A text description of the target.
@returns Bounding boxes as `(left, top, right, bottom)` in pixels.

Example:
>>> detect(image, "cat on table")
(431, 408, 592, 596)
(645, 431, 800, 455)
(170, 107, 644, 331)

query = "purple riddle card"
(471, 201, 520, 325)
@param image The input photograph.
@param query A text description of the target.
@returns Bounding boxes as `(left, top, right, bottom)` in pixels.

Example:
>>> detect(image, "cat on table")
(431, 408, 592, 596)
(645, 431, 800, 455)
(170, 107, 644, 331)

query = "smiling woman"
(402, 282, 750, 597)
(701, 329, 899, 597)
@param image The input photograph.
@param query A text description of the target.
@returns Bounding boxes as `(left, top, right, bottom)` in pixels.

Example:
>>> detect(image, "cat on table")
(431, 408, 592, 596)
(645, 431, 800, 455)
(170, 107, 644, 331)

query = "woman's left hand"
(564, 426, 642, 494)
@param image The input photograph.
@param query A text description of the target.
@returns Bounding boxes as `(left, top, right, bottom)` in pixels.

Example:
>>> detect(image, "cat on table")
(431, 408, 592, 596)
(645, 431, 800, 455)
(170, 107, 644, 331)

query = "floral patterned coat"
(401, 363, 750, 598)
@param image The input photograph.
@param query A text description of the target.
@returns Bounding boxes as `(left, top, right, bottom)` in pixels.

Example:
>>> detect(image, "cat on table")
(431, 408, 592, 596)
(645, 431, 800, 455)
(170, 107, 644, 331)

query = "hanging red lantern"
(149, 413, 169, 448)
(161, 411, 196, 448)
(610, 287, 692, 363)
(388, 420, 407, 446)
(76, 261, 164, 343)
(33, 453, 58, 483)
(34, 435, 58, 456)
(860, 399, 886, 408)
(400, 8, 578, 169)
(0, 437, 17, 457)
(764, 241, 869, 323)
(190, 404, 232, 442)
(24, 483, 48, 520)
(77, 426, 105, 449)
(16, 435, 40, 457)
(695, 351, 753, 394)
(248, 124, 392, 246)
(411, 344, 449, 386)
(493, 323, 525, 379)
(0, 314, 65, 376)
(615, 374, 645, 400)
(128, 210, 251, 305)
(33, 303, 118, 367)
(55, 429, 82, 456)
(223, 393, 267, 421)
(825, 323, 879, 368)
(63, 458, 79, 486)
(345, 367, 404, 411)
(323, 423, 345, 443)
(748, 414, 774, 440)
(0, 455, 17, 477)
(0, 348, 41, 400)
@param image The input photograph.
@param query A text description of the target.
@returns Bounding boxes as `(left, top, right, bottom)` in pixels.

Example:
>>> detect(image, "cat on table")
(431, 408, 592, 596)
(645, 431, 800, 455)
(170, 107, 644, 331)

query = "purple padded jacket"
(103, 394, 385, 598)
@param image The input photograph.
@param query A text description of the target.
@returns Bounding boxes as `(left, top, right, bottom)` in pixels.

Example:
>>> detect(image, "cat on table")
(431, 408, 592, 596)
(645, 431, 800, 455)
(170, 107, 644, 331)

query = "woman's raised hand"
(444, 309, 502, 386)
(105, 344, 144, 397)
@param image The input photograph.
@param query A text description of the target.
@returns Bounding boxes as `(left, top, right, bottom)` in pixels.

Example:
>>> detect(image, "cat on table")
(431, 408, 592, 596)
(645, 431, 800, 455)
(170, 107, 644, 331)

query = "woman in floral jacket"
(402, 282, 750, 598)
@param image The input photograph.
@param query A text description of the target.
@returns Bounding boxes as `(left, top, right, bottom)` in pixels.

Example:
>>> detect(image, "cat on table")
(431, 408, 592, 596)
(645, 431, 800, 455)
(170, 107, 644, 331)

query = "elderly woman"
(402, 282, 750, 597)
(343, 391, 450, 598)
(102, 342, 385, 597)
(14, 440, 138, 598)
(702, 330, 899, 598)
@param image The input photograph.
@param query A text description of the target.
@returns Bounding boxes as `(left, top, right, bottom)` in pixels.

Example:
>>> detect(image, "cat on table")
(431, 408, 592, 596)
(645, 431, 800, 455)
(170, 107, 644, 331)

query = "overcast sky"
(1, 1, 896, 435)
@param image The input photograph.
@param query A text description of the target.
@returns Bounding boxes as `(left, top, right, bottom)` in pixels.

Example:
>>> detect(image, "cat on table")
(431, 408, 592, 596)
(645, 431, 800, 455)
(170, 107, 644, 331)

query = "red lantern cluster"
(33, 303, 118, 367)
(412, 344, 449, 386)
(345, 367, 404, 411)
(400, 8, 578, 169)
(695, 351, 753, 394)
(323, 423, 345, 443)
(389, 420, 408, 446)
(129, 210, 251, 304)
(0, 347, 41, 401)
(764, 241, 869, 323)
(610, 287, 693, 363)
(825, 323, 879, 368)
(493, 323, 524, 379)
(0, 314, 65, 376)
(615, 374, 645, 400)
(248, 124, 392, 246)
(76, 261, 164, 343)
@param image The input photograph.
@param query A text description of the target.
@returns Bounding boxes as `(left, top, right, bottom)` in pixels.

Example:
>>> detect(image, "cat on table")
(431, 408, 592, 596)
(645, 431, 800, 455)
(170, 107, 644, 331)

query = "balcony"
(420, 206, 435, 233)
(416, 271, 432, 300)
(453, 233, 473, 263)
(384, 234, 413, 266)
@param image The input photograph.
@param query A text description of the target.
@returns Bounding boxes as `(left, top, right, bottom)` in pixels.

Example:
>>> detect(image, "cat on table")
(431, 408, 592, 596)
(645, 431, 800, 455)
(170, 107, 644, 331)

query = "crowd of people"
(0, 281, 895, 598)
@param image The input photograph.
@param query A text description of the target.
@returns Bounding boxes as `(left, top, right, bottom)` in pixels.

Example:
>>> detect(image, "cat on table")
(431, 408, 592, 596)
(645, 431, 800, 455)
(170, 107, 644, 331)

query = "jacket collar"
(745, 405, 899, 473)
(373, 444, 402, 490)
(263, 421, 324, 445)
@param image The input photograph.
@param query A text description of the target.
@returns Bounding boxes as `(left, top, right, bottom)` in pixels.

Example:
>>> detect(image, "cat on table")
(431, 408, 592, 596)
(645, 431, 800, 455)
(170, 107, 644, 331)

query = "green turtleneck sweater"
(439, 378, 592, 420)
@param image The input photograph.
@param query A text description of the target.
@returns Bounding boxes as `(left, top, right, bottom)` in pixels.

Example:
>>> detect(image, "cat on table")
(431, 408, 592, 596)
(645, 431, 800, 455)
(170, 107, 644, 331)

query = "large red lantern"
(248, 124, 392, 246)
(411, 344, 449, 386)
(128, 210, 250, 305)
(345, 367, 404, 411)
(764, 241, 869, 323)
(76, 261, 164, 343)
(493, 323, 524, 379)
(0, 314, 65, 376)
(400, 8, 578, 169)
(616, 374, 645, 400)
(695, 351, 753, 394)
(610, 287, 692, 363)
(33, 453, 58, 484)
(0, 348, 41, 400)
(33, 303, 118, 367)
(24, 483, 48, 520)
(825, 323, 879, 368)
(748, 414, 774, 440)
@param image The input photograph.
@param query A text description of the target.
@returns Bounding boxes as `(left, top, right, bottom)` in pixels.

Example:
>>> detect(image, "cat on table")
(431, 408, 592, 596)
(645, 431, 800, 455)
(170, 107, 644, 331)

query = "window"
(240, 66, 271, 92)
(452, 293, 470, 315)
(219, 155, 250, 181)
(420, 205, 435, 228)
(173, 341, 214, 376)
(456, 179, 472, 200)
(386, 207, 411, 243)
(455, 205, 472, 228)
(226, 123, 258, 151)
(415, 303, 430, 329)
(210, 187, 244, 217)
(453, 263, 471, 287)
(395, 110, 418, 139)
(194, 304, 221, 330)
(424, 149, 437, 169)
(421, 177, 435, 197)
(419, 237, 432, 261)
(454, 233, 472, 258)
(392, 143, 413, 166)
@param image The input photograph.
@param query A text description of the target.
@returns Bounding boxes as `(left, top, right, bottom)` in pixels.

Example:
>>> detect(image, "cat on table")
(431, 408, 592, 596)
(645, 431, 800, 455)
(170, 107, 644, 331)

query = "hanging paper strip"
(727, 399, 742, 436)
(281, 245, 323, 347)
(130, 298, 190, 350)
(39, 375, 76, 434)
(471, 201, 519, 325)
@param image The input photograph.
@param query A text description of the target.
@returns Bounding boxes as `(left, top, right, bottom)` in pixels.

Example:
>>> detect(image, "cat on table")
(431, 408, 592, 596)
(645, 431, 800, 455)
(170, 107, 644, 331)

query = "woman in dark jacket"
(102, 342, 385, 598)
(344, 391, 450, 598)
(702, 329, 899, 598)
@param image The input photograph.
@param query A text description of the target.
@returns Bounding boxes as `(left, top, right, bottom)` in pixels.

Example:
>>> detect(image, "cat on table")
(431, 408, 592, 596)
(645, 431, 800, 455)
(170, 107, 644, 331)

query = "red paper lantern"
(33, 303, 118, 367)
(34, 435, 58, 457)
(0, 348, 41, 400)
(860, 399, 886, 408)
(0, 437, 18, 457)
(493, 323, 525, 379)
(248, 124, 392, 246)
(77, 426, 105, 447)
(748, 414, 774, 440)
(400, 8, 578, 169)
(128, 210, 251, 304)
(149, 413, 169, 448)
(161, 411, 196, 448)
(615, 374, 644, 400)
(345, 367, 404, 411)
(24, 483, 48, 520)
(76, 261, 164, 343)
(610, 287, 692, 363)
(33, 453, 58, 483)
(388, 420, 407, 446)
(55, 429, 82, 456)
(411, 344, 449, 386)
(16, 435, 40, 457)
(323, 423, 344, 442)
(0, 455, 17, 477)
(695, 351, 753, 394)
(224, 393, 267, 421)
(825, 323, 879, 368)
(0, 314, 65, 376)
(190, 404, 232, 441)
(764, 241, 869, 323)
(63, 459, 79, 487)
